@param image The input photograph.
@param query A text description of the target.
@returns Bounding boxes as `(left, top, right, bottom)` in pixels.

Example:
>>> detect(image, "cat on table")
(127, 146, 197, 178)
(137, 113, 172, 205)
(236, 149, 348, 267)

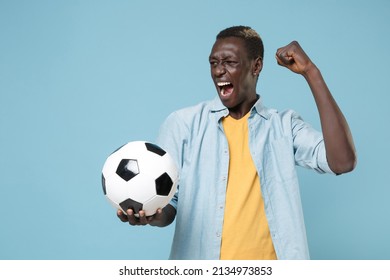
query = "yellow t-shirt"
(220, 113, 277, 260)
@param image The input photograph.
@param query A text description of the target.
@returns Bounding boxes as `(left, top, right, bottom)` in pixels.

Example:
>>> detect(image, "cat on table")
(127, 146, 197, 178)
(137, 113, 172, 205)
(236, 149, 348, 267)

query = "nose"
(212, 62, 226, 77)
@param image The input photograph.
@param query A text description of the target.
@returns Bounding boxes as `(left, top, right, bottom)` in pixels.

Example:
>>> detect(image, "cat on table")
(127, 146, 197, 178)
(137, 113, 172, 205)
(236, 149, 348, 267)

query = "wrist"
(302, 62, 319, 79)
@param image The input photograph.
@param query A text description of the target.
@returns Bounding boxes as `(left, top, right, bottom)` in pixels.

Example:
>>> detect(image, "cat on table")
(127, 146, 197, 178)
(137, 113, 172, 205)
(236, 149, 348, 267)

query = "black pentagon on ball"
(119, 198, 143, 213)
(116, 159, 139, 181)
(145, 142, 166, 156)
(155, 172, 173, 196)
(101, 174, 107, 195)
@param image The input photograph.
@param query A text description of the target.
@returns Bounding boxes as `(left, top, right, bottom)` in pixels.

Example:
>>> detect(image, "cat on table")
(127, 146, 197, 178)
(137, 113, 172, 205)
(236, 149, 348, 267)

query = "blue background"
(1, 0, 389, 260)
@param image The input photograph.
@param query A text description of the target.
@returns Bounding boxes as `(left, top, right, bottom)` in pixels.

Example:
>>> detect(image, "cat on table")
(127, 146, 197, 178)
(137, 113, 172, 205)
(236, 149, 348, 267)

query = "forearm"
(303, 64, 357, 174)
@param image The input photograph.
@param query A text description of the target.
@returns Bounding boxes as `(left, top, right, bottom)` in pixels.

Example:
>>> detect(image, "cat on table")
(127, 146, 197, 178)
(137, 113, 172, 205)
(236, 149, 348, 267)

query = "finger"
(138, 210, 148, 225)
(117, 210, 129, 222)
(276, 52, 294, 66)
(275, 54, 283, 66)
(147, 208, 162, 223)
(126, 209, 139, 225)
(154, 208, 163, 217)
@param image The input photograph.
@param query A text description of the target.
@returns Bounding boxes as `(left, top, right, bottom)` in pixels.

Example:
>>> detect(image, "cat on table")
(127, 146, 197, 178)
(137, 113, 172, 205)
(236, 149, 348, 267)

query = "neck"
(228, 94, 259, 119)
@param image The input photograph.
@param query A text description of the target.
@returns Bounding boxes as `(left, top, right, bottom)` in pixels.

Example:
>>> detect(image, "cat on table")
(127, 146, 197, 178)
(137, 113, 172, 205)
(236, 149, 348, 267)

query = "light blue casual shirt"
(156, 96, 335, 260)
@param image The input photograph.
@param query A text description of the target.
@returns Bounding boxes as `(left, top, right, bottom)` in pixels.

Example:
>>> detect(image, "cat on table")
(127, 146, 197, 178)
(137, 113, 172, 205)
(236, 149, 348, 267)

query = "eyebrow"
(209, 54, 236, 61)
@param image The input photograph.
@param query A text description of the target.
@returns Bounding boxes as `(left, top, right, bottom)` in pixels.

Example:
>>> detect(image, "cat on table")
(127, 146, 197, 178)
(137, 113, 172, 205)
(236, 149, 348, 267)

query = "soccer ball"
(101, 141, 178, 217)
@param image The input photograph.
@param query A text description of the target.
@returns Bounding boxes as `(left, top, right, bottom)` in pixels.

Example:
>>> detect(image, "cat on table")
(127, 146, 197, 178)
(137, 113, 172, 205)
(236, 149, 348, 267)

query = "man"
(117, 26, 356, 259)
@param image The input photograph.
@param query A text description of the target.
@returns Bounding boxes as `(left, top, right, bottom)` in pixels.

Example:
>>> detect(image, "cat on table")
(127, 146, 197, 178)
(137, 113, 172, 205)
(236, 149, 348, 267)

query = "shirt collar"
(210, 94, 273, 120)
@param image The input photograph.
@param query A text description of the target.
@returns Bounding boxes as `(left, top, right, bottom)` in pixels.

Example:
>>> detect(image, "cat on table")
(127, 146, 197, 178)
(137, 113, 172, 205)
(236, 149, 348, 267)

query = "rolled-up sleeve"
(288, 111, 335, 175)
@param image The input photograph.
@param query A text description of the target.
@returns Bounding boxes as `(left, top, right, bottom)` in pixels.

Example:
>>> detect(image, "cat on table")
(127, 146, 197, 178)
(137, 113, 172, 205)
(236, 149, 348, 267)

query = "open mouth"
(217, 82, 234, 97)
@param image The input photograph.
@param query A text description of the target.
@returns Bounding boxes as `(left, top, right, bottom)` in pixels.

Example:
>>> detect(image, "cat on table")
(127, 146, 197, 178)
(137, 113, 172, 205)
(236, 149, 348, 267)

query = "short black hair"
(216, 26, 264, 60)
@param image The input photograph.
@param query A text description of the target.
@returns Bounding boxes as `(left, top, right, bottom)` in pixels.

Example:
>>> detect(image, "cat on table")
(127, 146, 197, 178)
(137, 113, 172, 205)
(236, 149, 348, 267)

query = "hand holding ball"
(101, 141, 178, 217)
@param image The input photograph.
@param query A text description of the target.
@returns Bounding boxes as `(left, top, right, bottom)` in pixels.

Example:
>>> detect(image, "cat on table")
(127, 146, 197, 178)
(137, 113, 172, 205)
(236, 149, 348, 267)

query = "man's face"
(209, 37, 260, 115)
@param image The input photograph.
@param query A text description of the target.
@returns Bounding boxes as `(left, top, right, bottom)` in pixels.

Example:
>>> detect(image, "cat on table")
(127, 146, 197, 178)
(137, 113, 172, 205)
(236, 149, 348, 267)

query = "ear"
(252, 56, 263, 76)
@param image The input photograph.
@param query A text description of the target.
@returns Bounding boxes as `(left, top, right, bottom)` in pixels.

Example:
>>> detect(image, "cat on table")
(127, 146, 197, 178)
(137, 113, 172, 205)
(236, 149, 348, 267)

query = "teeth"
(217, 82, 232, 96)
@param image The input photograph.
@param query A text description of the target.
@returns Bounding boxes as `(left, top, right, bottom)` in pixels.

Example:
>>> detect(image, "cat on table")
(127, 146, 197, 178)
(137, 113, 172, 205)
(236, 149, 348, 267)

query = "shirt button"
(216, 232, 221, 237)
